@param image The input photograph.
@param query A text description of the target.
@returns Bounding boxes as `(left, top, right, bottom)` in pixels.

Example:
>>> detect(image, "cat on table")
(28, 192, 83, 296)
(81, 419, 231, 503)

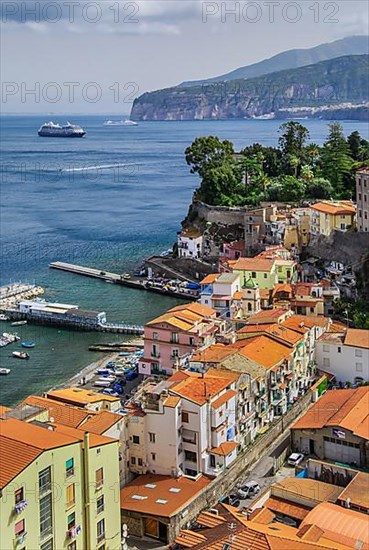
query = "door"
(158, 522, 168, 543)
(324, 440, 361, 465)
(144, 517, 158, 539)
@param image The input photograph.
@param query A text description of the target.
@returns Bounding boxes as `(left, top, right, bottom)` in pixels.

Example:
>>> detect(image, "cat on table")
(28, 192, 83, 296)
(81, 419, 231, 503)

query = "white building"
(177, 229, 203, 259)
(316, 328, 369, 384)
(199, 272, 241, 318)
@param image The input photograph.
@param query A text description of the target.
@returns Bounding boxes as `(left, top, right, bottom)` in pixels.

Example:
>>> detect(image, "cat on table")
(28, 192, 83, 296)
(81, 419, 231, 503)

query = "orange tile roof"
(175, 530, 207, 548)
(46, 387, 120, 406)
(210, 389, 237, 409)
(235, 335, 292, 369)
(292, 387, 369, 439)
(0, 405, 11, 418)
(120, 474, 211, 517)
(200, 273, 220, 285)
(51, 423, 118, 448)
(0, 417, 78, 450)
(79, 410, 123, 434)
(0, 434, 42, 489)
(344, 328, 369, 349)
(247, 308, 290, 324)
(273, 477, 342, 504)
(264, 496, 310, 521)
(22, 395, 93, 428)
(192, 344, 236, 363)
(238, 323, 302, 346)
(282, 315, 330, 332)
(196, 511, 226, 528)
(210, 441, 238, 456)
(301, 502, 369, 549)
(163, 396, 181, 408)
(337, 472, 369, 510)
(230, 257, 275, 272)
(170, 376, 232, 406)
(170, 302, 216, 317)
(311, 201, 356, 215)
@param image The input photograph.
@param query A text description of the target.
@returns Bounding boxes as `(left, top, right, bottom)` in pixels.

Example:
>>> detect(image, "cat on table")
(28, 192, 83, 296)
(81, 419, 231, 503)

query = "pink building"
(220, 241, 245, 262)
(139, 303, 223, 376)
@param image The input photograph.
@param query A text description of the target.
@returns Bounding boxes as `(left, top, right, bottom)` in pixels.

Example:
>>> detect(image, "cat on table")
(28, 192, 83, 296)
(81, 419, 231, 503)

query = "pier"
(49, 261, 198, 300)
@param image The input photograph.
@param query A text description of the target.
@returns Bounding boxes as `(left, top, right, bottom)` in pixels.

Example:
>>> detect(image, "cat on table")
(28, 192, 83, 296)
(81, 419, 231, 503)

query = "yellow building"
(310, 201, 356, 237)
(0, 414, 121, 550)
(228, 257, 278, 290)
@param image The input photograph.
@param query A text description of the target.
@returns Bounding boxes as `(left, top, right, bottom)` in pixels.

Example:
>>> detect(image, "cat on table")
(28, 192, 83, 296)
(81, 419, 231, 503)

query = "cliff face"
(131, 55, 369, 121)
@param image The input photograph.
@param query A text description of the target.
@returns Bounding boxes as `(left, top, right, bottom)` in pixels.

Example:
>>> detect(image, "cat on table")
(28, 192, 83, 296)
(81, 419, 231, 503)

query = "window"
(171, 332, 179, 343)
(138, 458, 143, 466)
(97, 519, 105, 543)
(97, 495, 104, 515)
(41, 540, 54, 550)
(67, 512, 76, 530)
(151, 453, 156, 461)
(189, 337, 195, 346)
(209, 455, 216, 468)
(263, 273, 267, 278)
(184, 450, 197, 463)
(66, 458, 74, 477)
(153, 331, 158, 340)
(15, 487, 24, 504)
(132, 435, 140, 444)
(149, 432, 156, 443)
(39, 467, 51, 493)
(355, 349, 363, 357)
(95, 468, 104, 488)
(131, 457, 136, 465)
(338, 346, 342, 353)
(40, 493, 53, 536)
(172, 349, 179, 358)
(15, 519, 26, 535)
(66, 484, 75, 508)
(251, 272, 256, 278)
(356, 363, 363, 372)
(182, 411, 189, 423)
(323, 358, 330, 367)
(323, 344, 330, 353)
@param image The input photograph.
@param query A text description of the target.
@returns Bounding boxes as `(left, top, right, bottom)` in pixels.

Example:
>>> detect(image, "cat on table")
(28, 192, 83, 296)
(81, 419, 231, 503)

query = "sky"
(1, 0, 368, 114)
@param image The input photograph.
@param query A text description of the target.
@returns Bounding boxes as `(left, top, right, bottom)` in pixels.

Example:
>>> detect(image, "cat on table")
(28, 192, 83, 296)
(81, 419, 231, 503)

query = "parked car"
(126, 370, 138, 381)
(239, 481, 260, 498)
(221, 494, 240, 508)
(102, 388, 119, 397)
(287, 453, 304, 467)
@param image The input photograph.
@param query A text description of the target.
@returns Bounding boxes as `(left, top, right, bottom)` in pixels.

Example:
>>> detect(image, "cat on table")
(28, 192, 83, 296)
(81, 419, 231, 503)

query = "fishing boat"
(21, 341, 35, 348)
(0, 368, 11, 375)
(12, 351, 30, 360)
(11, 320, 27, 327)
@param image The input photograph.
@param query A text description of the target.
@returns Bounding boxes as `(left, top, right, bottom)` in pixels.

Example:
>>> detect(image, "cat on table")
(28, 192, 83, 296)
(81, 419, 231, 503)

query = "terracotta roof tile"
(264, 496, 310, 521)
(344, 328, 369, 349)
(235, 335, 292, 369)
(50, 422, 118, 448)
(163, 396, 181, 408)
(120, 474, 211, 518)
(311, 201, 356, 215)
(170, 376, 232, 406)
(0, 434, 42, 489)
(231, 257, 275, 272)
(210, 389, 237, 409)
(337, 472, 369, 510)
(22, 395, 93, 428)
(79, 410, 123, 434)
(200, 273, 220, 285)
(301, 502, 369, 549)
(210, 441, 238, 456)
(46, 387, 120, 406)
(0, 417, 78, 450)
(175, 530, 207, 548)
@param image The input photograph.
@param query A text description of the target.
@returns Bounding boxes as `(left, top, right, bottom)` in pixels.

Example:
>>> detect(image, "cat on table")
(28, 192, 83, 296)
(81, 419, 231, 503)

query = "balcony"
(14, 532, 27, 546)
(271, 392, 284, 406)
(151, 352, 160, 358)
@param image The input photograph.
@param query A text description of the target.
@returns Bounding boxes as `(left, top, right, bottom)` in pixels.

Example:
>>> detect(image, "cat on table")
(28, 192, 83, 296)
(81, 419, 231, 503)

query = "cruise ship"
(38, 121, 86, 138)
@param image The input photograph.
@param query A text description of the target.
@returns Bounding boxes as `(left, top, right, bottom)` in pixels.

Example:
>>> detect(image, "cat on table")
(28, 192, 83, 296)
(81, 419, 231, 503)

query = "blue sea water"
(1, 116, 368, 405)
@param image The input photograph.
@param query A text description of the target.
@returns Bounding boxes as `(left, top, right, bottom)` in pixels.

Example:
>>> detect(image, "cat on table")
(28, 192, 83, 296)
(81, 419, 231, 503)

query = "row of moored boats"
(0, 326, 35, 375)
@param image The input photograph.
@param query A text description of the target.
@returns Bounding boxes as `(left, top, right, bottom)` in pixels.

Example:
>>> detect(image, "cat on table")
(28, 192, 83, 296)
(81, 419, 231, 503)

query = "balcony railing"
(151, 352, 160, 358)
(14, 500, 28, 514)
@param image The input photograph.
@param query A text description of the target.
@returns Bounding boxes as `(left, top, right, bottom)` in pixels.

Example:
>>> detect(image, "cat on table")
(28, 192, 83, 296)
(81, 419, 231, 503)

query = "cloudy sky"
(1, 0, 368, 113)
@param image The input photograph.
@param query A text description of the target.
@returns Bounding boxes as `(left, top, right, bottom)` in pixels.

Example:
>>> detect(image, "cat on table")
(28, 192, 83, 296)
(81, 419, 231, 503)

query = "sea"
(1, 116, 368, 406)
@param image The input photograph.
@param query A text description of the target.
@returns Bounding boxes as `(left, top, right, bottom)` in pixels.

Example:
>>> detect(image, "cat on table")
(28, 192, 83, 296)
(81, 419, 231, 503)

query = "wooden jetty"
(49, 261, 198, 300)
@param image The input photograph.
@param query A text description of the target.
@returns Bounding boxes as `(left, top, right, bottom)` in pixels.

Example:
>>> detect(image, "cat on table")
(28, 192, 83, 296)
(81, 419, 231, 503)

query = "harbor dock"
(49, 261, 199, 300)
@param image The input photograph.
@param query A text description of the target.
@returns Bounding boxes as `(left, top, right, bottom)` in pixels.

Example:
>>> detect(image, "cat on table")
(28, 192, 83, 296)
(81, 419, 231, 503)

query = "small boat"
(0, 368, 10, 375)
(11, 320, 27, 327)
(12, 351, 30, 360)
(0, 314, 9, 321)
(3, 333, 20, 342)
(21, 341, 35, 348)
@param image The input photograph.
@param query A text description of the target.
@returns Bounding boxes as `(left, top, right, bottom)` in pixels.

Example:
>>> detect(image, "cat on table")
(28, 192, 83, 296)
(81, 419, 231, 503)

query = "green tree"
(266, 176, 306, 203)
(321, 123, 354, 197)
(305, 177, 334, 200)
(278, 121, 310, 175)
(347, 131, 362, 161)
(185, 136, 235, 178)
(301, 164, 314, 184)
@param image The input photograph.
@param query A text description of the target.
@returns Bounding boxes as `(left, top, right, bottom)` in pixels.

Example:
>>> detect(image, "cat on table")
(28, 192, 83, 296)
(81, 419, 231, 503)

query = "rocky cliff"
(131, 55, 369, 121)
